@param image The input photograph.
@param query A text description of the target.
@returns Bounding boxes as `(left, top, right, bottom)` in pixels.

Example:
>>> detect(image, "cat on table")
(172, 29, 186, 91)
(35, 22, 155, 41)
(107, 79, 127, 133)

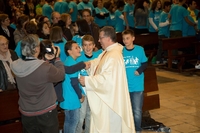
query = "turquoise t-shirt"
(108, 12, 117, 28)
(123, 3, 135, 28)
(10, 23, 16, 30)
(77, 49, 102, 76)
(169, 5, 188, 31)
(158, 11, 169, 37)
(77, 2, 94, 15)
(42, 4, 53, 21)
(69, 1, 78, 22)
(182, 11, 196, 37)
(115, 10, 125, 32)
(94, 7, 109, 27)
(149, 10, 162, 32)
(54, 1, 69, 14)
(123, 45, 147, 92)
(54, 38, 67, 63)
(60, 57, 81, 110)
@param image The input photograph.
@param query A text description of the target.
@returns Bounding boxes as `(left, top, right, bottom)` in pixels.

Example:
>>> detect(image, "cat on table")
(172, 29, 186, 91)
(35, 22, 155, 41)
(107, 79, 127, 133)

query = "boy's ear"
(67, 49, 71, 55)
(132, 36, 135, 41)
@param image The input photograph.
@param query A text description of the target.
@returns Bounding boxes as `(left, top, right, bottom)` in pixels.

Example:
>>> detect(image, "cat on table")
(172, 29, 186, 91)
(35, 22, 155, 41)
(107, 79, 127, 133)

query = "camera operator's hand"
(84, 62, 91, 70)
(54, 46, 60, 58)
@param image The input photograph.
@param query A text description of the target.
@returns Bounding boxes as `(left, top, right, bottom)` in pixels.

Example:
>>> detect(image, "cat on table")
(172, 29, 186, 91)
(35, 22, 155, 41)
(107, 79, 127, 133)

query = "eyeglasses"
(99, 36, 106, 40)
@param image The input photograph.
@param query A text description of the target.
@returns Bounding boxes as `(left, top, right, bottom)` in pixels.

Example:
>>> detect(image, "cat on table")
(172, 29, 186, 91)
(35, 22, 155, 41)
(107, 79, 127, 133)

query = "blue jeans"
(64, 109, 80, 133)
(129, 91, 144, 131)
(76, 97, 90, 133)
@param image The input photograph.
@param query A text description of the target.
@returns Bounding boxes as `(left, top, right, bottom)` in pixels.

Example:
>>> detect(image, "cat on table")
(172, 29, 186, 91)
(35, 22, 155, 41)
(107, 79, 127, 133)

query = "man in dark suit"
(0, 14, 16, 50)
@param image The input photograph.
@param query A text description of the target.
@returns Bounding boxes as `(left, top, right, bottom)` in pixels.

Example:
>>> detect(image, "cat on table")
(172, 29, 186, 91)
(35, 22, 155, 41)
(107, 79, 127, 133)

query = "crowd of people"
(0, 0, 200, 133)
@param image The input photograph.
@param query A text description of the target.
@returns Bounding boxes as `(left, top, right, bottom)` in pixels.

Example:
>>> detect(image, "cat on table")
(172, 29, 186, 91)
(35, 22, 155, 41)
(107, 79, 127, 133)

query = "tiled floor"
(142, 68, 200, 133)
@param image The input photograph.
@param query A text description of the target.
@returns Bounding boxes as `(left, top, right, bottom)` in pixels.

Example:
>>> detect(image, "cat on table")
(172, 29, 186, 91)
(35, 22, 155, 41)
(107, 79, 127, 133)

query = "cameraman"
(11, 34, 65, 133)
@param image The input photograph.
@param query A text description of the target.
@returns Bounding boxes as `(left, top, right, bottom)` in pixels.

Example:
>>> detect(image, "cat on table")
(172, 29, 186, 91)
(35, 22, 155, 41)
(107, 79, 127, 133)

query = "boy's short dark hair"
(65, 40, 77, 56)
(122, 29, 135, 37)
(163, 1, 171, 8)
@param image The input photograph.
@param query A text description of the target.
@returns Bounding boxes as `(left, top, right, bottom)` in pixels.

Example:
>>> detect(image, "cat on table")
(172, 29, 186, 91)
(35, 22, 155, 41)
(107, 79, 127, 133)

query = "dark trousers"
(21, 108, 59, 133)
(157, 35, 167, 62)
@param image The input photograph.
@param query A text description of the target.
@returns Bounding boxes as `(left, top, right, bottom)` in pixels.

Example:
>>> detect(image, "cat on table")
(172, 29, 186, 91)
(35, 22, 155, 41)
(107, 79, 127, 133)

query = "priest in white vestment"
(79, 26, 135, 133)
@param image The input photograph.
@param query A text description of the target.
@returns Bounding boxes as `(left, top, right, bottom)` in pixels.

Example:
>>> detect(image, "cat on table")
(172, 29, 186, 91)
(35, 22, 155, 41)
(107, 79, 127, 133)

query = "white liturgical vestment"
(85, 43, 135, 133)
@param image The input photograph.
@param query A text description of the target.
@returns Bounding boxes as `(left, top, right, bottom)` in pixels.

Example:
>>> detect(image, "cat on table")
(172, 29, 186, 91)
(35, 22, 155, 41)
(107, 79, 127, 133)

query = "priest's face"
(98, 31, 109, 50)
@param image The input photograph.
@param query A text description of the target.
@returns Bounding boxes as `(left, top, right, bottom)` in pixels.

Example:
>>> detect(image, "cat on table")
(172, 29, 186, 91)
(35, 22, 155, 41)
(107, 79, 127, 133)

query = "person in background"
(168, 0, 196, 38)
(24, 0, 36, 19)
(115, 0, 125, 33)
(134, 0, 150, 34)
(81, 9, 101, 50)
(93, 0, 109, 28)
(51, 12, 61, 26)
(67, 0, 78, 23)
(0, 14, 16, 50)
(79, 26, 135, 132)
(37, 22, 50, 39)
(77, 0, 95, 16)
(10, 9, 22, 30)
(148, 0, 162, 32)
(13, 15, 29, 45)
(11, 34, 65, 133)
(61, 13, 73, 41)
(42, 0, 54, 21)
(39, 15, 51, 28)
(124, 0, 135, 30)
(0, 35, 18, 92)
(50, 26, 67, 63)
(106, 3, 117, 29)
(122, 29, 148, 133)
(187, 0, 199, 22)
(156, 1, 171, 64)
(54, 0, 69, 14)
(35, 0, 45, 16)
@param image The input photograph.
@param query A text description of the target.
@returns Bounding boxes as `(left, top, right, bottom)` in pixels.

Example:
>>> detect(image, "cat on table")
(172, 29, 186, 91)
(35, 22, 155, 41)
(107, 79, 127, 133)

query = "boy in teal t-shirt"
(122, 29, 148, 132)
(123, 0, 135, 30)
(76, 35, 102, 133)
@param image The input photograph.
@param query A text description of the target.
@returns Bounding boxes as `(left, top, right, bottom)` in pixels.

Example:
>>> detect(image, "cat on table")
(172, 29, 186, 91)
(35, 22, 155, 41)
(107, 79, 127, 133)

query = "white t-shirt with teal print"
(123, 45, 147, 92)
(123, 3, 135, 28)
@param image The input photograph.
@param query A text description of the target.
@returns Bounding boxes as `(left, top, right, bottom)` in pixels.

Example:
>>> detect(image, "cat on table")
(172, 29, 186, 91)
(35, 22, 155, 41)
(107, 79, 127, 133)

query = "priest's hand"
(79, 76, 85, 87)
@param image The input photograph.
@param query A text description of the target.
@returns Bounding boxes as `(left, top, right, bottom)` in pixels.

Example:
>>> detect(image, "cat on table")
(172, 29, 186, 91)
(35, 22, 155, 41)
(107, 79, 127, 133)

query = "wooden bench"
(143, 66, 160, 111)
(162, 36, 200, 72)
(116, 32, 159, 64)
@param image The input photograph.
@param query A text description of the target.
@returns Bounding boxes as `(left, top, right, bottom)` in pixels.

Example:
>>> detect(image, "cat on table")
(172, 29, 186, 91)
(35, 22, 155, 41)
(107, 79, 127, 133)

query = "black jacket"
(0, 26, 16, 50)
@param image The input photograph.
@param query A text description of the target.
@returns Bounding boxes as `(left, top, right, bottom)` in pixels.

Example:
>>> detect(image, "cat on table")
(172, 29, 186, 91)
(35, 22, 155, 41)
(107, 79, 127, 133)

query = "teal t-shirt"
(108, 12, 117, 28)
(123, 45, 147, 92)
(149, 10, 162, 32)
(169, 5, 188, 31)
(182, 11, 196, 37)
(123, 3, 135, 28)
(158, 11, 169, 37)
(54, 38, 67, 63)
(42, 4, 53, 21)
(115, 10, 125, 32)
(69, 1, 78, 22)
(60, 56, 81, 110)
(54, 1, 69, 14)
(77, 2, 94, 15)
(94, 7, 109, 27)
